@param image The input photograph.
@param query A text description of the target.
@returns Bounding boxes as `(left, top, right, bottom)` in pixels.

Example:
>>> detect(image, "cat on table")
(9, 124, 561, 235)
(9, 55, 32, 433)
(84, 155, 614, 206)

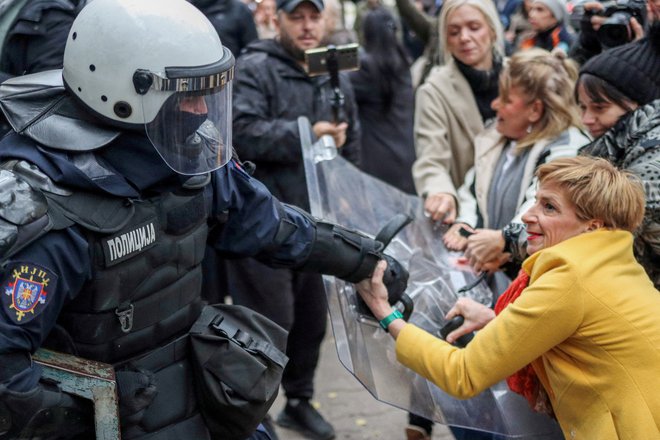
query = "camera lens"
(598, 12, 632, 47)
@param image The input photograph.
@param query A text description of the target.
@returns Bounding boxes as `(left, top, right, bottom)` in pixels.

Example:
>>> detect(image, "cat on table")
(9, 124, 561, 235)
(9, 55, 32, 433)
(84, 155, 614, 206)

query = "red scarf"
(494, 270, 554, 416)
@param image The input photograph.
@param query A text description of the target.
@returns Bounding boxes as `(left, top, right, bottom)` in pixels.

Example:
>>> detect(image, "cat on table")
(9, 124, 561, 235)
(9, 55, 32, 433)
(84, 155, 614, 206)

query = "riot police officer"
(0, 0, 407, 438)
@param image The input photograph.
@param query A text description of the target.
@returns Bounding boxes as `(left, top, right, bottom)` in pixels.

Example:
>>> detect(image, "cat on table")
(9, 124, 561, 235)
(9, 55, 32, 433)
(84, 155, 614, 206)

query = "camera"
(597, 0, 647, 47)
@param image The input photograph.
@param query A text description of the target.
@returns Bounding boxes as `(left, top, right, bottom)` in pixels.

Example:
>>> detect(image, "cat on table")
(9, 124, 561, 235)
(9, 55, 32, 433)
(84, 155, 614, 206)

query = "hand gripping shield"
(299, 117, 564, 438)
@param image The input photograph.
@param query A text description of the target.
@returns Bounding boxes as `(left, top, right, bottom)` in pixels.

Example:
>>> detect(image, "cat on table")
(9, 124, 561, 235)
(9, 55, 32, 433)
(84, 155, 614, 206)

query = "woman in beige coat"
(412, 0, 505, 225)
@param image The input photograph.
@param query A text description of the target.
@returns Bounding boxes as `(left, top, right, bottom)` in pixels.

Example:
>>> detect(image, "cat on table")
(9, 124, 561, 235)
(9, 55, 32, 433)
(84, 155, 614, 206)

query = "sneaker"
(276, 398, 335, 440)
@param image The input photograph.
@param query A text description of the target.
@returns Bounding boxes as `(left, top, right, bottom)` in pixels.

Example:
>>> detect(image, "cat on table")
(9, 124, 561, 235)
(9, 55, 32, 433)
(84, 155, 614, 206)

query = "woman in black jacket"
(349, 7, 417, 194)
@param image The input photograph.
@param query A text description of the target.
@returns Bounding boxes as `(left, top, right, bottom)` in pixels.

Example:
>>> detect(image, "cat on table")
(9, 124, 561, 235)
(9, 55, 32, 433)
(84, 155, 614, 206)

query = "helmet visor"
(144, 84, 232, 175)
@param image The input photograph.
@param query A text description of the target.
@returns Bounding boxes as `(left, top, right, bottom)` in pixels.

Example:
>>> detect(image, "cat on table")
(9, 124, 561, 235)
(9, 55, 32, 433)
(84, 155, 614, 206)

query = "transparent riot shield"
(299, 117, 563, 438)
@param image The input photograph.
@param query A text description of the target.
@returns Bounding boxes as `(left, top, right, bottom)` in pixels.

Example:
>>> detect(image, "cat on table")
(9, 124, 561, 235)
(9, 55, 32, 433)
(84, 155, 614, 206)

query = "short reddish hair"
(536, 156, 645, 232)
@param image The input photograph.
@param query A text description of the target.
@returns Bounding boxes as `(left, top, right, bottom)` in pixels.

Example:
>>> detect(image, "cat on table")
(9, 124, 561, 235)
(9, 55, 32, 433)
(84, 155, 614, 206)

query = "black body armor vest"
(54, 181, 210, 364)
(50, 178, 213, 438)
(0, 156, 217, 437)
(37, 175, 208, 364)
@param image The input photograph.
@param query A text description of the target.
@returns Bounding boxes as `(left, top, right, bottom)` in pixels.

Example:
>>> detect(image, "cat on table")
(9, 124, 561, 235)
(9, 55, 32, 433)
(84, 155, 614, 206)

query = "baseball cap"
(276, 0, 324, 13)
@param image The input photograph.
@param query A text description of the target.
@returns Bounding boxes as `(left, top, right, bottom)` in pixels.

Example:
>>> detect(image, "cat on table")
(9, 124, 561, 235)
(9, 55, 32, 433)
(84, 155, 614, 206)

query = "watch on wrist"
(379, 309, 404, 332)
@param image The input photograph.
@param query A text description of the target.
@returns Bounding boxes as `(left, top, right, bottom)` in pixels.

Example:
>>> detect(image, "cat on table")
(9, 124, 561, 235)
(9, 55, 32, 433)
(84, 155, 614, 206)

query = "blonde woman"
(412, 0, 505, 225)
(443, 49, 590, 276)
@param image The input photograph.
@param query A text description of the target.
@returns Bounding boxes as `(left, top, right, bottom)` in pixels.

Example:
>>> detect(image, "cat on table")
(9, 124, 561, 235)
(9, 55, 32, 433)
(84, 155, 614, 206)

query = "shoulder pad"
(0, 71, 120, 151)
(1, 159, 71, 196)
(2, 159, 134, 234)
(1, 159, 75, 232)
(0, 160, 134, 264)
(0, 168, 50, 261)
(0, 168, 48, 225)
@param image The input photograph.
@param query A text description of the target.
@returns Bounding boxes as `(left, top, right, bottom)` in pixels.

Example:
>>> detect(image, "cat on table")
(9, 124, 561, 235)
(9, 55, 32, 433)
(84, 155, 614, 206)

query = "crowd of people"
(0, 0, 658, 439)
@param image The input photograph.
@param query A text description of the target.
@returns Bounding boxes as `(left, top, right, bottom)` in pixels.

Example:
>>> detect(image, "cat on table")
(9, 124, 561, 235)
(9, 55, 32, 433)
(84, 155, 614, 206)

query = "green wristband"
(379, 309, 404, 332)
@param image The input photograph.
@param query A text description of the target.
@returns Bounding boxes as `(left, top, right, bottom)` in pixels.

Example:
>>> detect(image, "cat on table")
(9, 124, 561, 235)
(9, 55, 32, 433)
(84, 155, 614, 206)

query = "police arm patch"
(2, 263, 56, 324)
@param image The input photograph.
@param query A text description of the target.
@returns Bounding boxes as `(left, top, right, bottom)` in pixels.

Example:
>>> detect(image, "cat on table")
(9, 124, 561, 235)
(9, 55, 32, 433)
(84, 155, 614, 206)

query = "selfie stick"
(325, 45, 345, 123)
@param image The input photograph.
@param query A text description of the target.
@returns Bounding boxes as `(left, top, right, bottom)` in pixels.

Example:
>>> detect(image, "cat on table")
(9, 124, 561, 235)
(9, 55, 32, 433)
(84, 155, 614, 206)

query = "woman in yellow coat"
(357, 156, 660, 439)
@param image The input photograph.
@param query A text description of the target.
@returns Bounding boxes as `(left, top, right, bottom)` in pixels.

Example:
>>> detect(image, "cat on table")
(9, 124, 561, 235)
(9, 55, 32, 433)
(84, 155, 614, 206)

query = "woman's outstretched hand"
(424, 192, 457, 224)
(443, 223, 473, 251)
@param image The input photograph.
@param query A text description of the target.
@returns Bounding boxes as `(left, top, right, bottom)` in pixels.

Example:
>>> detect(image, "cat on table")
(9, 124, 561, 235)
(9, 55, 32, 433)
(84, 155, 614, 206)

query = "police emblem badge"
(3, 264, 54, 323)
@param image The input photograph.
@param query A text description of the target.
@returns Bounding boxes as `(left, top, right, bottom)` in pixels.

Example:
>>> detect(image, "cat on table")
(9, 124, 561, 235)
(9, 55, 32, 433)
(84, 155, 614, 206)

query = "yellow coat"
(396, 230, 660, 439)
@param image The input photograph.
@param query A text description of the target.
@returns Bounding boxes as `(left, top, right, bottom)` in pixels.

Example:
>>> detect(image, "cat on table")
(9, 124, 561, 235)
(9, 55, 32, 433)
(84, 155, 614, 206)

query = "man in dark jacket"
(228, 0, 361, 438)
(233, 0, 360, 210)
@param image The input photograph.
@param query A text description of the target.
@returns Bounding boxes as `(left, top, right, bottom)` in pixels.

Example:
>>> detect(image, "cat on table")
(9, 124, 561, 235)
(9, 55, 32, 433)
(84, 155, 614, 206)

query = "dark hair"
(575, 73, 638, 112)
(361, 7, 410, 111)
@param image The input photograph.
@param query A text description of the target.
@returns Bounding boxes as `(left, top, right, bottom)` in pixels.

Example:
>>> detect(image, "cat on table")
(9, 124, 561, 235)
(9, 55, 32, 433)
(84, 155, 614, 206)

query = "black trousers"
(224, 257, 327, 400)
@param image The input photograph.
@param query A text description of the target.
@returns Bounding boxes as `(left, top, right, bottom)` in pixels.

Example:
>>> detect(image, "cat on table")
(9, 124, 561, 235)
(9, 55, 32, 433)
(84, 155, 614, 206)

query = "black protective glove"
(379, 253, 410, 307)
(116, 368, 157, 429)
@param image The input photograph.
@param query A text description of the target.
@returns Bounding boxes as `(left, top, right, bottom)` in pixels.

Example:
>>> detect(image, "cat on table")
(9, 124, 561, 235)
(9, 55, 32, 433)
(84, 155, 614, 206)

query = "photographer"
(569, 0, 658, 64)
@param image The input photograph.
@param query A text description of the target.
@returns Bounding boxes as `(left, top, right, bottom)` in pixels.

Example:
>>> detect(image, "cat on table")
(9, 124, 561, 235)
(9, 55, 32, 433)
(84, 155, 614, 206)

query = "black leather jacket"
(232, 38, 361, 210)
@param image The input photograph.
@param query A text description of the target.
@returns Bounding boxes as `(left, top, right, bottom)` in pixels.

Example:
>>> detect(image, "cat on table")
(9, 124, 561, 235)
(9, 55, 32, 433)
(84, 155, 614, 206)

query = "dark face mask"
(165, 111, 208, 161)
(173, 112, 207, 145)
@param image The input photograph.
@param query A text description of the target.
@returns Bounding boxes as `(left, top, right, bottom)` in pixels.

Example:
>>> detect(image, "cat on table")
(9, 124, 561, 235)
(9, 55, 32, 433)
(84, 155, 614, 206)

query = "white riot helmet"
(63, 0, 234, 175)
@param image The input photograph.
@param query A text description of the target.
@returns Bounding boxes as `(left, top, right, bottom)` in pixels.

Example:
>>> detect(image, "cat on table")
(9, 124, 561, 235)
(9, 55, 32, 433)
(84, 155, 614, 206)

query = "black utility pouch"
(189, 304, 289, 440)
